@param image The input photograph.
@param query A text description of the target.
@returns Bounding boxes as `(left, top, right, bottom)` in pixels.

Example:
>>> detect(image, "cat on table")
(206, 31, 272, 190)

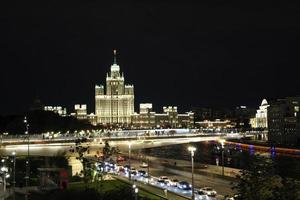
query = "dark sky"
(1, 1, 300, 115)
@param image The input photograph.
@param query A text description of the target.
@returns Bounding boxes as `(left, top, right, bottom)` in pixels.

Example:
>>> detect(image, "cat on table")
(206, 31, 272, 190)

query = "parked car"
(199, 187, 217, 197)
(117, 156, 125, 162)
(195, 190, 209, 200)
(167, 178, 179, 187)
(137, 170, 147, 177)
(224, 194, 240, 200)
(157, 176, 169, 186)
(177, 181, 192, 190)
(140, 162, 148, 168)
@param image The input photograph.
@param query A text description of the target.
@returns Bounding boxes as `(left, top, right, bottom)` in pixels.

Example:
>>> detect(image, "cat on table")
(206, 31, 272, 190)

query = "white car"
(195, 190, 209, 200)
(157, 176, 169, 186)
(140, 162, 148, 168)
(166, 178, 179, 187)
(199, 187, 217, 197)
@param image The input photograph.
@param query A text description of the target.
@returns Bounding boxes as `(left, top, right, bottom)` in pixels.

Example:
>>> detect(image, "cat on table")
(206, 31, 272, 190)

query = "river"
(141, 140, 300, 180)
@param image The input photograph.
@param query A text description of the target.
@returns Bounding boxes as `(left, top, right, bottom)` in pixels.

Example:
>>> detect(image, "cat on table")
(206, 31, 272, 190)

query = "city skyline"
(1, 2, 300, 115)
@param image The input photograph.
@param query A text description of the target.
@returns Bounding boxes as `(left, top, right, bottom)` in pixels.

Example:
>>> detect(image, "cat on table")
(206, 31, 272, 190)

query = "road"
(129, 159, 235, 197)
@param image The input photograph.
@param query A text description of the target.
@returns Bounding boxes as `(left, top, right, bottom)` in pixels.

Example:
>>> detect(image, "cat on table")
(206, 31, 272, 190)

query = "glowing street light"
(1, 166, 8, 192)
(24, 116, 30, 200)
(188, 146, 196, 200)
(12, 151, 16, 200)
(133, 184, 138, 200)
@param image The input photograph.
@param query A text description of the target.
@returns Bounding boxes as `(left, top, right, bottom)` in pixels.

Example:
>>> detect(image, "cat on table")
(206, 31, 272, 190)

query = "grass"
(8, 180, 161, 200)
(68, 180, 161, 199)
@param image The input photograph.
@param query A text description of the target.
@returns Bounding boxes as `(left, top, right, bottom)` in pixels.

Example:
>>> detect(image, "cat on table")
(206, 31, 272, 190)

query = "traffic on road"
(94, 160, 222, 200)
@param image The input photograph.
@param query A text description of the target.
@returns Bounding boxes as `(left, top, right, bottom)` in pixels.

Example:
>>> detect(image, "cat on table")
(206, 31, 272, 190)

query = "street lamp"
(219, 139, 226, 176)
(1, 165, 8, 192)
(12, 151, 16, 200)
(24, 116, 30, 200)
(133, 184, 138, 200)
(128, 141, 132, 181)
(188, 146, 196, 200)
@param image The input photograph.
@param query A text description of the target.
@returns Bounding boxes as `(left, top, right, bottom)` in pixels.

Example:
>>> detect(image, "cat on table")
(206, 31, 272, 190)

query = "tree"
(234, 154, 300, 200)
(70, 137, 92, 188)
(102, 141, 111, 161)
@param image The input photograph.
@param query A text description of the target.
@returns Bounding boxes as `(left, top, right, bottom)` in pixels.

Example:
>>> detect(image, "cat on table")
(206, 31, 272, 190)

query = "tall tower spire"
(113, 49, 117, 64)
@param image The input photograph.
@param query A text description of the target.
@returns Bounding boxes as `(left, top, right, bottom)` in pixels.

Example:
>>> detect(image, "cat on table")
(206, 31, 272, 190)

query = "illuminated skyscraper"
(95, 50, 134, 125)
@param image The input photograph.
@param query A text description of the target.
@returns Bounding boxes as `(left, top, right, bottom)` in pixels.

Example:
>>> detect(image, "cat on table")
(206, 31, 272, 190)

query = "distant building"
(195, 119, 235, 129)
(44, 106, 67, 117)
(131, 104, 156, 129)
(95, 50, 134, 125)
(233, 105, 255, 129)
(268, 97, 300, 146)
(87, 113, 97, 126)
(250, 99, 269, 129)
(74, 104, 87, 120)
(131, 104, 194, 129)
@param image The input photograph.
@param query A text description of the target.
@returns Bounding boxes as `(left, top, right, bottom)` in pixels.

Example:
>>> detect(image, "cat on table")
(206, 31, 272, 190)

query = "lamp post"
(24, 116, 30, 200)
(1, 165, 9, 193)
(188, 146, 196, 200)
(133, 184, 138, 200)
(219, 139, 225, 176)
(128, 141, 132, 181)
(12, 151, 16, 200)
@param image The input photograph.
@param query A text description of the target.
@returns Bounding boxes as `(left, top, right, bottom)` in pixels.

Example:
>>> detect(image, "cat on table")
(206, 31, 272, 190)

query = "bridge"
(0, 130, 245, 156)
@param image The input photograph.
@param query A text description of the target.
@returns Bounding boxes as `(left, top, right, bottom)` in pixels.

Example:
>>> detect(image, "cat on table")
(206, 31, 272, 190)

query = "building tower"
(95, 50, 134, 125)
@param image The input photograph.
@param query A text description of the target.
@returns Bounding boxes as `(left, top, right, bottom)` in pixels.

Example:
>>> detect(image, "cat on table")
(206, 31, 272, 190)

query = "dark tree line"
(234, 155, 300, 200)
(0, 110, 96, 134)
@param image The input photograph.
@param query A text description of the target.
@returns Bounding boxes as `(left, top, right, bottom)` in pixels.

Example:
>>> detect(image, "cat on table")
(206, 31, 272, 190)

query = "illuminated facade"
(44, 106, 67, 116)
(250, 99, 270, 129)
(95, 50, 134, 125)
(74, 104, 87, 120)
(195, 119, 235, 129)
(131, 104, 194, 129)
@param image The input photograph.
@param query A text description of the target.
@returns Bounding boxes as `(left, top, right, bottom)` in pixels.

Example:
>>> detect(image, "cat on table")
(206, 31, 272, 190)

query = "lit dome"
(261, 99, 268, 106)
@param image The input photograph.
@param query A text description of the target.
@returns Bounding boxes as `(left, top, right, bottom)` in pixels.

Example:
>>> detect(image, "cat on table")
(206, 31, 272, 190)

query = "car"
(131, 170, 137, 176)
(195, 190, 209, 200)
(199, 187, 217, 197)
(158, 176, 169, 182)
(224, 194, 240, 200)
(156, 176, 169, 186)
(123, 164, 130, 171)
(167, 178, 179, 187)
(130, 167, 137, 176)
(116, 165, 124, 173)
(137, 170, 147, 177)
(177, 181, 192, 190)
(117, 156, 125, 162)
(140, 162, 148, 168)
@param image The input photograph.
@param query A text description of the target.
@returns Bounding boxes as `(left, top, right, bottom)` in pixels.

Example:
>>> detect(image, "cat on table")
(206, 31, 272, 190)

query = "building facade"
(95, 50, 134, 125)
(268, 97, 300, 146)
(44, 106, 67, 117)
(131, 104, 194, 129)
(195, 119, 235, 129)
(74, 104, 87, 120)
(250, 99, 270, 129)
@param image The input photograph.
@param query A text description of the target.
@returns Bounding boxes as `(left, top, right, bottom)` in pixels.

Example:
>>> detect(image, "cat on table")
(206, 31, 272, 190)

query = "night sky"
(1, 1, 300, 115)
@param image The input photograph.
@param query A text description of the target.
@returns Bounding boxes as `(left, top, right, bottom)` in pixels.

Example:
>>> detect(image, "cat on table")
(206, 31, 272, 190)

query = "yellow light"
(188, 146, 196, 152)
(219, 139, 226, 147)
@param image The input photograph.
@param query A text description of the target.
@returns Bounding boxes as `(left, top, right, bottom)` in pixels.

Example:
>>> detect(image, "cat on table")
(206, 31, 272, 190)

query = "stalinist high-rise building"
(95, 50, 134, 125)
